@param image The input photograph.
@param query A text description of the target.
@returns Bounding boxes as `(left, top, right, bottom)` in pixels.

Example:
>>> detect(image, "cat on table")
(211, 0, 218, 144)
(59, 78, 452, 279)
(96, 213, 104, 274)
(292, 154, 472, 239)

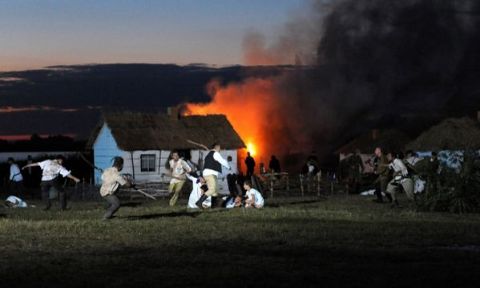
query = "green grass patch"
(1, 195, 480, 287)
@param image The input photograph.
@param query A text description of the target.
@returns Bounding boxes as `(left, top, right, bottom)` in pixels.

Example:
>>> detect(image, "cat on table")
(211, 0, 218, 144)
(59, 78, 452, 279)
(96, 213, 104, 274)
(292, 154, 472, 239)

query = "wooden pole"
(270, 177, 274, 198)
(316, 172, 321, 197)
(299, 175, 304, 197)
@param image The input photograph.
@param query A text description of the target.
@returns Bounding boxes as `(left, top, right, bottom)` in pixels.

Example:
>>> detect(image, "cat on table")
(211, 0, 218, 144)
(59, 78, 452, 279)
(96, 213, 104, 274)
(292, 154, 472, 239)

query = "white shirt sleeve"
(9, 165, 15, 180)
(38, 160, 49, 170)
(58, 166, 71, 177)
(213, 152, 230, 169)
(181, 160, 192, 173)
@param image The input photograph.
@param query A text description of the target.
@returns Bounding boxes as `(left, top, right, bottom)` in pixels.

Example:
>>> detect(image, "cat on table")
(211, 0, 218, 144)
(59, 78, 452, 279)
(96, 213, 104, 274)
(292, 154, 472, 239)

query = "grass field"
(1, 194, 480, 287)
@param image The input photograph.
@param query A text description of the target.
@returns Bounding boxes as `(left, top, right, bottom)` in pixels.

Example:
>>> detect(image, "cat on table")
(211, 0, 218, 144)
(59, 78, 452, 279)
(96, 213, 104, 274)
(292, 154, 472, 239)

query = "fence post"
(299, 175, 304, 197)
(270, 177, 274, 198)
(317, 171, 321, 197)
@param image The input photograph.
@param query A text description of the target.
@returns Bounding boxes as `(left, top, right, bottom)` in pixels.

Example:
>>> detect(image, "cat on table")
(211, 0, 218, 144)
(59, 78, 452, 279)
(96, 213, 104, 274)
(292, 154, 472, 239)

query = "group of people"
(369, 147, 438, 207)
(3, 155, 81, 210)
(99, 142, 264, 220)
(3, 143, 267, 220)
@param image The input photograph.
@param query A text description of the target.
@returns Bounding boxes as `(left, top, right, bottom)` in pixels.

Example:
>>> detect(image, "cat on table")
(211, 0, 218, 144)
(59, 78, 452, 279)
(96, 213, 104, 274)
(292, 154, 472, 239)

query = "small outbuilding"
(87, 111, 245, 193)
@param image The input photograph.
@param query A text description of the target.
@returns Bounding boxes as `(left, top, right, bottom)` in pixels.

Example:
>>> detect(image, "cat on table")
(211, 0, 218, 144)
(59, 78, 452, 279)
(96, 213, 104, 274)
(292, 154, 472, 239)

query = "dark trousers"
(9, 181, 24, 198)
(374, 176, 389, 201)
(41, 180, 66, 210)
(227, 174, 238, 196)
(103, 194, 120, 219)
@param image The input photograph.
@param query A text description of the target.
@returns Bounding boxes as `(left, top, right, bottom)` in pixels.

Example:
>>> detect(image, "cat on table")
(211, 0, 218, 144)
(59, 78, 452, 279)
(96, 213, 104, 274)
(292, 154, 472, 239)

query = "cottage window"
(140, 154, 156, 172)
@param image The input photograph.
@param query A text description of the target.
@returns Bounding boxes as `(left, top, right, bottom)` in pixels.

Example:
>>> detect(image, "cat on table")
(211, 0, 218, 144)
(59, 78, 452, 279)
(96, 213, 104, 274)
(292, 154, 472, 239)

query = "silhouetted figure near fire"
(226, 155, 239, 197)
(245, 152, 256, 177)
(269, 155, 281, 173)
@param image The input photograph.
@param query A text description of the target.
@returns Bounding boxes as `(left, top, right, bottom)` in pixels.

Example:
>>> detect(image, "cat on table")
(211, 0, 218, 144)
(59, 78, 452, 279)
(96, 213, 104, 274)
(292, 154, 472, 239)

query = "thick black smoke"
(246, 0, 480, 166)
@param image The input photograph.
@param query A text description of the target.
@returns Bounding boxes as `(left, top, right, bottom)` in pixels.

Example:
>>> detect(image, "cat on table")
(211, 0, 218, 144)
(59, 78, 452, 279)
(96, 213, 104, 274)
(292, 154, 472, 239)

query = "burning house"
(87, 111, 245, 192)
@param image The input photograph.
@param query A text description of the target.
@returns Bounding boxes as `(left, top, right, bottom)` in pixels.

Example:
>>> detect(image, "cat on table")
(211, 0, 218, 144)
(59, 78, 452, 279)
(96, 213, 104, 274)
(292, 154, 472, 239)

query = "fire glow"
(185, 78, 281, 168)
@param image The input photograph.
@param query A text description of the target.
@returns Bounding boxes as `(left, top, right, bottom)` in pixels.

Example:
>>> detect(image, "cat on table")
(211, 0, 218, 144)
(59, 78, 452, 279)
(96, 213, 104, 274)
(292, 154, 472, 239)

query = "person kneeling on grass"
(186, 172, 211, 209)
(243, 180, 264, 208)
(100, 157, 132, 220)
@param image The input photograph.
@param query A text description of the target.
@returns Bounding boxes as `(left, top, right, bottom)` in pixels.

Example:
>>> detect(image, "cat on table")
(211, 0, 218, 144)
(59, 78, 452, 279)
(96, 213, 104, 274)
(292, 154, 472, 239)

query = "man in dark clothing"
(348, 150, 364, 194)
(373, 147, 391, 203)
(245, 152, 256, 178)
(226, 156, 238, 197)
(269, 155, 281, 173)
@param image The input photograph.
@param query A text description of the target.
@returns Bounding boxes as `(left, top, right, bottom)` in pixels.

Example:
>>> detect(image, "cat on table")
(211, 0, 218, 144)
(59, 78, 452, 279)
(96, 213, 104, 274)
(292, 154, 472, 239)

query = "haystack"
(406, 117, 480, 151)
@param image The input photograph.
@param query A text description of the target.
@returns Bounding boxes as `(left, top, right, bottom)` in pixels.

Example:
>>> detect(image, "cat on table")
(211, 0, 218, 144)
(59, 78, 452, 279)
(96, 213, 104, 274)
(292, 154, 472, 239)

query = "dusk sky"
(0, 0, 306, 71)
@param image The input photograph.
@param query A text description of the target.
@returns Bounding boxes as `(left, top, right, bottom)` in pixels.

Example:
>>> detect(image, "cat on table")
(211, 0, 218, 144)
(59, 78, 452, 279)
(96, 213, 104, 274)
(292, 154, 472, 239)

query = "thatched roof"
(406, 117, 480, 151)
(87, 112, 245, 151)
(336, 129, 411, 154)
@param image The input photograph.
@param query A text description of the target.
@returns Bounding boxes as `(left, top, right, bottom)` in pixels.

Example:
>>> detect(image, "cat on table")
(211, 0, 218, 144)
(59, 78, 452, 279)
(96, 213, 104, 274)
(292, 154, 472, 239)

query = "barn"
(87, 111, 245, 193)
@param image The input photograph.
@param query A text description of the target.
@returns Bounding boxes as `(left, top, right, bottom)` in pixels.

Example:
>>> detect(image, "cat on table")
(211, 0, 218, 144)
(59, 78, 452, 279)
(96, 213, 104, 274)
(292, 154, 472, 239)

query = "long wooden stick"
(132, 187, 157, 200)
(186, 139, 209, 151)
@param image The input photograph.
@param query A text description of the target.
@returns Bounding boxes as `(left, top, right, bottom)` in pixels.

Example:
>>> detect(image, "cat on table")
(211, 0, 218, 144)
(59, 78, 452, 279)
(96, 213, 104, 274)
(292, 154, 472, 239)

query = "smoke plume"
(189, 0, 480, 170)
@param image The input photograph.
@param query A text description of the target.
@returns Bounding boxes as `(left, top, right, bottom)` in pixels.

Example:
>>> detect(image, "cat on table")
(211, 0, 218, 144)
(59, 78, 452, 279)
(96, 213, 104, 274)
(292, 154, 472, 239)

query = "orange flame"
(185, 78, 280, 170)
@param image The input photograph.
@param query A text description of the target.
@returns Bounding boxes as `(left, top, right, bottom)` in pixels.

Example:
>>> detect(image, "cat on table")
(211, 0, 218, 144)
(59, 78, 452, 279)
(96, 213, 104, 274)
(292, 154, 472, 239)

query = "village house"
(87, 111, 245, 194)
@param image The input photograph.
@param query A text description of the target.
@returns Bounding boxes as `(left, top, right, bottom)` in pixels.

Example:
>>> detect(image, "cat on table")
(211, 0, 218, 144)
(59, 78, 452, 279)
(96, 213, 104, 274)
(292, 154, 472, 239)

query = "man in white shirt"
(386, 152, 414, 207)
(100, 157, 131, 220)
(23, 155, 80, 210)
(196, 143, 230, 208)
(168, 151, 192, 206)
(8, 158, 24, 198)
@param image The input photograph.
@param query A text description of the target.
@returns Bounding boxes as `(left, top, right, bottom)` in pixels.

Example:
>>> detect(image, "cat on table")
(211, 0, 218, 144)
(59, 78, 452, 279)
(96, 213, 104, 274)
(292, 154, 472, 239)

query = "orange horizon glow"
(0, 134, 77, 141)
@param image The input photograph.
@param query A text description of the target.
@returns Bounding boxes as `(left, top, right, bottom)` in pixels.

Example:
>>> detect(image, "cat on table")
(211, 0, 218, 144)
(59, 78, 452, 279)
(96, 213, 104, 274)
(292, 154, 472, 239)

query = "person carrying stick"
(187, 140, 230, 208)
(167, 151, 192, 206)
(99, 157, 132, 220)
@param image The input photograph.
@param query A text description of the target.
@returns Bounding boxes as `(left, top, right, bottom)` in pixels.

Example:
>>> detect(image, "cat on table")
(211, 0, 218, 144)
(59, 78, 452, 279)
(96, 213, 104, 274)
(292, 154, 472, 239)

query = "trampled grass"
(1, 195, 480, 287)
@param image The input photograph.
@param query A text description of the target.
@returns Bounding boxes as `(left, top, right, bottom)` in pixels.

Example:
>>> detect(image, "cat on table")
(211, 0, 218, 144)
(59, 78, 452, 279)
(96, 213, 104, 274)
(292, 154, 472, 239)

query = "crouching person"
(386, 152, 414, 208)
(243, 180, 264, 208)
(100, 157, 131, 220)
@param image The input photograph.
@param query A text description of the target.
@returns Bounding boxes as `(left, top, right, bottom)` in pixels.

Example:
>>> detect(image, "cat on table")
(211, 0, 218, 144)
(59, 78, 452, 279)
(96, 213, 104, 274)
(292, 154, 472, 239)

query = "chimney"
(167, 106, 180, 120)
(371, 129, 379, 140)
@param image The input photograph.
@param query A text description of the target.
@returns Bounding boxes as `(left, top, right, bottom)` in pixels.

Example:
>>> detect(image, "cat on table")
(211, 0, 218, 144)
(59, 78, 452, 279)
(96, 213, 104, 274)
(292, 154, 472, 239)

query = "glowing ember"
(246, 141, 257, 157)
